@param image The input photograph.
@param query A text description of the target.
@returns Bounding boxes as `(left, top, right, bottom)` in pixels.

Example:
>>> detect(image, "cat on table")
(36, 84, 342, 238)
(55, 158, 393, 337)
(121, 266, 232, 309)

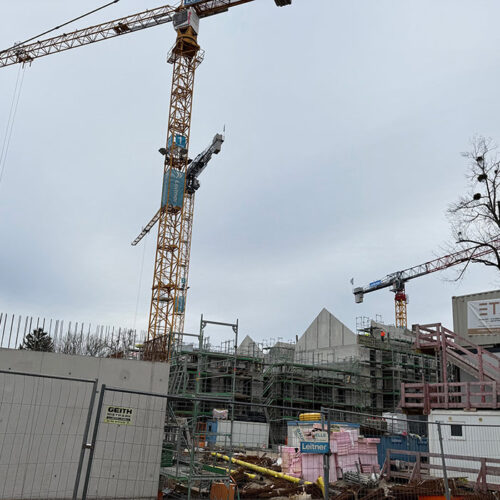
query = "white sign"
(467, 299, 500, 335)
(104, 406, 134, 425)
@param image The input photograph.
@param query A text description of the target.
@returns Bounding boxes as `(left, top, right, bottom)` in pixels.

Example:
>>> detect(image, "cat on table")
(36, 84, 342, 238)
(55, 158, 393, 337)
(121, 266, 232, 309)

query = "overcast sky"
(1, 0, 499, 347)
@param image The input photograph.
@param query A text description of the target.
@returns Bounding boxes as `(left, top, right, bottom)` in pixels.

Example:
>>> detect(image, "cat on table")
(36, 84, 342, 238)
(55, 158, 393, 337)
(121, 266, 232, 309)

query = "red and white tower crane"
(353, 239, 500, 328)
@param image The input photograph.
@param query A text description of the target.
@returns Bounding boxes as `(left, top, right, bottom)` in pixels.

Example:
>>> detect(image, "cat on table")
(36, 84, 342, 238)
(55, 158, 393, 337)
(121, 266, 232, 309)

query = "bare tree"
(58, 332, 83, 355)
(447, 136, 500, 276)
(57, 329, 136, 358)
(84, 335, 110, 357)
(107, 329, 136, 358)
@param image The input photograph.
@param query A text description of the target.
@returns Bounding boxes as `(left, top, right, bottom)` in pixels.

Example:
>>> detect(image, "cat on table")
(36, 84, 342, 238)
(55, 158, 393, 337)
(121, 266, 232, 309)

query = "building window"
(450, 424, 463, 437)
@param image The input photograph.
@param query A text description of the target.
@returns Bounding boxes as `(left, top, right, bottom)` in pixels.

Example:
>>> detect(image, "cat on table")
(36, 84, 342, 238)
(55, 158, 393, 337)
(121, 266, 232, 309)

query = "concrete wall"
(239, 335, 262, 358)
(0, 348, 169, 393)
(371, 321, 414, 342)
(0, 349, 169, 500)
(295, 308, 357, 356)
(294, 345, 361, 365)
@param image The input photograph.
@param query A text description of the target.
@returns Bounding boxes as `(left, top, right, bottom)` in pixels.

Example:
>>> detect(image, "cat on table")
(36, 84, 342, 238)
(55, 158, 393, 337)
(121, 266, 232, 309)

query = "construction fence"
(0, 369, 97, 500)
(1, 369, 500, 499)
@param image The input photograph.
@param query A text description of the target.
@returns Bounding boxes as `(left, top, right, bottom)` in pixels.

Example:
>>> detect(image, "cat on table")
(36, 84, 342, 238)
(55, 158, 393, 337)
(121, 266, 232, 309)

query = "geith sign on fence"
(104, 406, 134, 425)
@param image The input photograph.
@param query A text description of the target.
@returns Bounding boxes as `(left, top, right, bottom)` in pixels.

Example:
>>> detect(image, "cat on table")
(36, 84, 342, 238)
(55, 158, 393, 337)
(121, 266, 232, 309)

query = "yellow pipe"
(317, 475, 325, 497)
(221, 466, 256, 480)
(211, 452, 312, 485)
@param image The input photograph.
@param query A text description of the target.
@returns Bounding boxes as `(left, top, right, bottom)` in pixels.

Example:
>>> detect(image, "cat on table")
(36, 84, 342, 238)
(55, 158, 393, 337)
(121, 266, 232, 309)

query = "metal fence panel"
(0, 370, 96, 500)
(83, 386, 166, 500)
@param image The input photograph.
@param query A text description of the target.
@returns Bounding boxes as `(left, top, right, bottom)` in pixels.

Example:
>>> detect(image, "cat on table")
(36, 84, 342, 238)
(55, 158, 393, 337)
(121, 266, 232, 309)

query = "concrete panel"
(0, 348, 169, 393)
(296, 308, 357, 355)
(239, 335, 262, 358)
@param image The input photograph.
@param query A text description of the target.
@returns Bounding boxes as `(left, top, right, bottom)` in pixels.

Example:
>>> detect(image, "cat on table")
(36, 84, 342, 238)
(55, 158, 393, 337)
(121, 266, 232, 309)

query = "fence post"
(384, 449, 391, 480)
(477, 457, 487, 492)
(320, 407, 330, 500)
(72, 379, 99, 500)
(436, 421, 451, 500)
(82, 384, 107, 500)
(321, 408, 327, 500)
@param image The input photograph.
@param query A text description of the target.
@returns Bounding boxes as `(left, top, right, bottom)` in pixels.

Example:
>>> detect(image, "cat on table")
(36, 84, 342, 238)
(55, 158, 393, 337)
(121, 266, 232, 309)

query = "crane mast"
(145, 15, 201, 361)
(353, 238, 500, 328)
(132, 133, 224, 342)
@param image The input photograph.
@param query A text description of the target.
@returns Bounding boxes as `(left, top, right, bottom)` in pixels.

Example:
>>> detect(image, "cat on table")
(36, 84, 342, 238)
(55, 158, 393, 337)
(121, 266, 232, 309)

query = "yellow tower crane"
(0, 0, 293, 361)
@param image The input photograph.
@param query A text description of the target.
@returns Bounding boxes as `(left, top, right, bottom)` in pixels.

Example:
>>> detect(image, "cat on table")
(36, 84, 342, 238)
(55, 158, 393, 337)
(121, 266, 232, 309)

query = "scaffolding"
(168, 325, 439, 447)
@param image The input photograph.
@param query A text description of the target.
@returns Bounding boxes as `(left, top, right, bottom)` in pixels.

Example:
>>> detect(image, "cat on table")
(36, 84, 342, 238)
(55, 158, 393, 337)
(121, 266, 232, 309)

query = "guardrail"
(400, 381, 500, 413)
(382, 448, 500, 492)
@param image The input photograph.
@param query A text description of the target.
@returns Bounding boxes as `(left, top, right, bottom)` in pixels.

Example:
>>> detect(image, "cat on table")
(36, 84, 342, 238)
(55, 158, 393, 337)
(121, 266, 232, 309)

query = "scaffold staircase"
(400, 323, 500, 413)
(168, 361, 185, 395)
(414, 323, 500, 382)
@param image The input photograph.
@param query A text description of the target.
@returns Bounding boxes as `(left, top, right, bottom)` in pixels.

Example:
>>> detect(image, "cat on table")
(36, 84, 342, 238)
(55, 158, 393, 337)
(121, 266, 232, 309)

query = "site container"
(452, 289, 500, 346)
(376, 435, 428, 469)
(428, 410, 500, 484)
(206, 420, 269, 449)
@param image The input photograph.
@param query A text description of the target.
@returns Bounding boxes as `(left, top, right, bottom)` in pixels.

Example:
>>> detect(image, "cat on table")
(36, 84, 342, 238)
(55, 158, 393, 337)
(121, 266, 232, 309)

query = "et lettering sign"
(468, 299, 500, 335)
(300, 441, 329, 454)
(104, 406, 134, 425)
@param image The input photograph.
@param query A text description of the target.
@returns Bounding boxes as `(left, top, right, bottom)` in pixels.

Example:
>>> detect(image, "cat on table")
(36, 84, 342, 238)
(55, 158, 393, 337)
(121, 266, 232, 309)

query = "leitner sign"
(300, 441, 329, 454)
(104, 406, 134, 425)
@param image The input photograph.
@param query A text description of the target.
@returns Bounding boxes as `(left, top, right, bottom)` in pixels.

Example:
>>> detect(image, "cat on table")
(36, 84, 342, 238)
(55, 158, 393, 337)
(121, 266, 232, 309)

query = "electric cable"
(0, 65, 25, 188)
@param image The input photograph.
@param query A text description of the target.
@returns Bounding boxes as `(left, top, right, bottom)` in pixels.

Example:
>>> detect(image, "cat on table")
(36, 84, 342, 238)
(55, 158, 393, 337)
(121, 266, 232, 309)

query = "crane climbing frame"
(0, 0, 292, 361)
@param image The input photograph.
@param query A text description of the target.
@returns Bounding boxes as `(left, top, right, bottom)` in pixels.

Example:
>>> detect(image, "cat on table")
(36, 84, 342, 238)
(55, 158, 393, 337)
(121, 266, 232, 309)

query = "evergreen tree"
(19, 327, 54, 352)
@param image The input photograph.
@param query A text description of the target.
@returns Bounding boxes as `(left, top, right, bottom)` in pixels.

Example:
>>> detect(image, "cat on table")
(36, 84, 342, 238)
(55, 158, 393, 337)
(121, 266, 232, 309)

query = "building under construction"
(168, 308, 439, 443)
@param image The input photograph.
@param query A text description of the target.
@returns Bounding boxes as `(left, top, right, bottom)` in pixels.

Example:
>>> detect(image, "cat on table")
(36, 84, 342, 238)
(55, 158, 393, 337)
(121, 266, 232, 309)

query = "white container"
(383, 412, 407, 434)
(214, 421, 269, 449)
(428, 410, 500, 484)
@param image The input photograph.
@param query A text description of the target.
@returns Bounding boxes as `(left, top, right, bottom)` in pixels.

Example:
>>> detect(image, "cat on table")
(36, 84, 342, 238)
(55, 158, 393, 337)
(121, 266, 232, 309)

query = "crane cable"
(133, 230, 149, 333)
(1, 0, 123, 188)
(0, 64, 25, 188)
(0, 0, 121, 55)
